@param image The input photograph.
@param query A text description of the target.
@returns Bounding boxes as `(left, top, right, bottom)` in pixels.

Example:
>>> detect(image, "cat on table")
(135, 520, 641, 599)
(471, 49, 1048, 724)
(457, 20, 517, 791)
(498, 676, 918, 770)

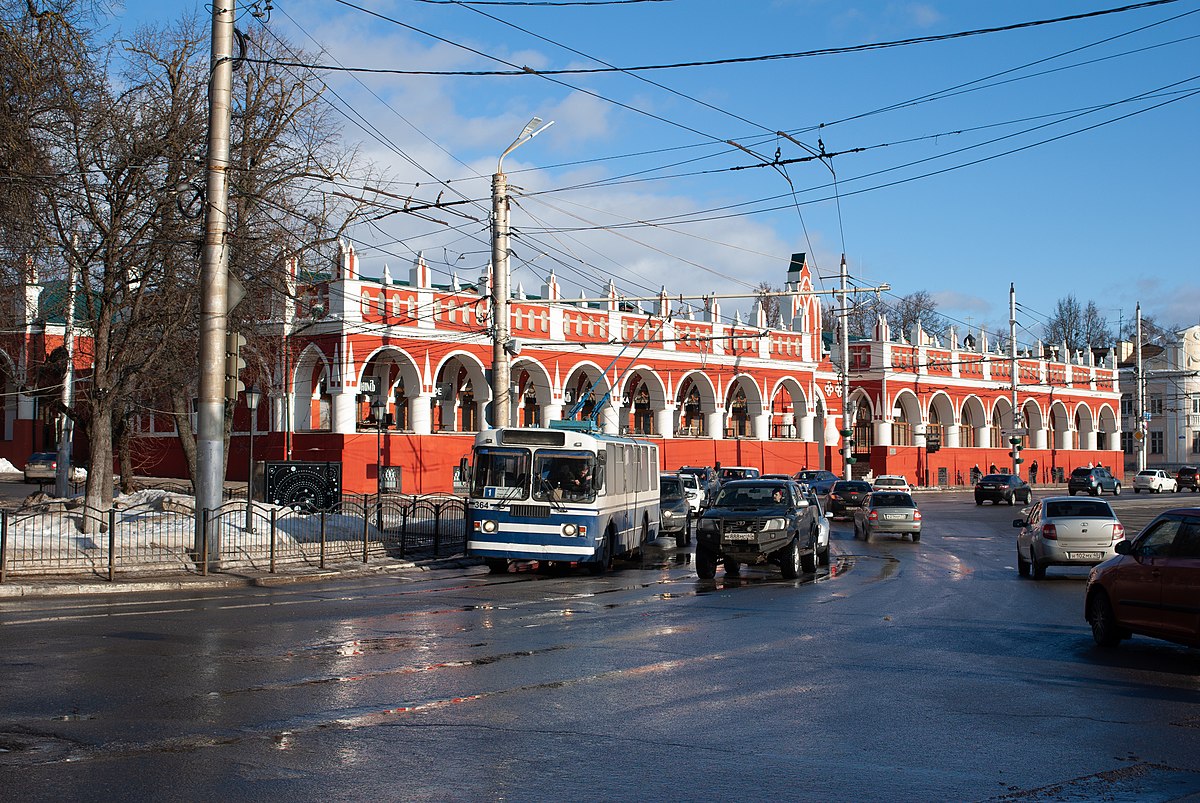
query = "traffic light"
(225, 331, 247, 400)
(1008, 435, 1024, 465)
(841, 428, 856, 465)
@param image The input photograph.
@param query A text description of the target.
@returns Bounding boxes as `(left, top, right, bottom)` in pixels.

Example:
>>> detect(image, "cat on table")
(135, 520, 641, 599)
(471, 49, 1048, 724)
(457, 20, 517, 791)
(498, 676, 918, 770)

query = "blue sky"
(110, 0, 1200, 345)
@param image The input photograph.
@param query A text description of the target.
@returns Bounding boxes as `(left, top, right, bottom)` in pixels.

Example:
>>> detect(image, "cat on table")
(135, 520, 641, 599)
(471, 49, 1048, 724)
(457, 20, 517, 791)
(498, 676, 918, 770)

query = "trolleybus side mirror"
(459, 456, 470, 482)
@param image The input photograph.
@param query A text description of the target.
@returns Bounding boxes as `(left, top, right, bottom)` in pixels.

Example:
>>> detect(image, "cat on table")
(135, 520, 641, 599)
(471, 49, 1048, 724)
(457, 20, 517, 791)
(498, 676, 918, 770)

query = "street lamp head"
(498, 117, 554, 173)
(245, 386, 262, 410)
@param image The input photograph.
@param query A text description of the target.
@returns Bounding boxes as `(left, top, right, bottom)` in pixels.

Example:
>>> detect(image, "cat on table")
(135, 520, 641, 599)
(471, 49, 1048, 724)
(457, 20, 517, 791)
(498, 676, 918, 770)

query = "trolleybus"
(465, 422, 660, 573)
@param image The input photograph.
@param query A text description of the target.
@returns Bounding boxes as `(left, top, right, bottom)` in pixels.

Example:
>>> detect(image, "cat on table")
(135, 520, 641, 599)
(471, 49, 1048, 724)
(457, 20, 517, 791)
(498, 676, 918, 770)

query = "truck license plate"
(725, 533, 756, 541)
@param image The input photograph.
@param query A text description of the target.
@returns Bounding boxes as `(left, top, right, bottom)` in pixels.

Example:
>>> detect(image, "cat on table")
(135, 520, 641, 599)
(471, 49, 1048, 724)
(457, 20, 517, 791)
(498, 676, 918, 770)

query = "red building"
(2, 247, 1122, 493)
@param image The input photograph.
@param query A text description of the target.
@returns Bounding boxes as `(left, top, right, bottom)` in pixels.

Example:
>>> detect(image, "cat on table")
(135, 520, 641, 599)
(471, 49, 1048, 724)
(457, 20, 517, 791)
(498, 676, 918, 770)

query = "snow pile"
(0, 458, 19, 474)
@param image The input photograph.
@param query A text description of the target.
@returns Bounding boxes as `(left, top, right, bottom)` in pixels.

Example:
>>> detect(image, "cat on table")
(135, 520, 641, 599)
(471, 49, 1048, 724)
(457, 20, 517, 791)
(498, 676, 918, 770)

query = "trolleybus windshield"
(533, 450, 598, 503)
(471, 447, 530, 500)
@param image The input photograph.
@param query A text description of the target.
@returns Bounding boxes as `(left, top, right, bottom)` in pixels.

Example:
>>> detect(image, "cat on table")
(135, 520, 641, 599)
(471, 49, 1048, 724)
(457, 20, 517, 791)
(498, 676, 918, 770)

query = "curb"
(0, 554, 481, 598)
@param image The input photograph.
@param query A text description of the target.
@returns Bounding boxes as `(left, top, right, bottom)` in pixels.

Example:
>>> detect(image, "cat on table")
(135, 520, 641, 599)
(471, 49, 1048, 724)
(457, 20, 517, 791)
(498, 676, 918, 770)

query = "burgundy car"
(1085, 508, 1200, 648)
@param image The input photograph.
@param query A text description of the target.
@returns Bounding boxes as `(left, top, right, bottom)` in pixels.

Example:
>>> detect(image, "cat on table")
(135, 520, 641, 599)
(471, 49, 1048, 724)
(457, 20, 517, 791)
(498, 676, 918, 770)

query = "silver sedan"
(1014, 496, 1125, 579)
(854, 491, 922, 543)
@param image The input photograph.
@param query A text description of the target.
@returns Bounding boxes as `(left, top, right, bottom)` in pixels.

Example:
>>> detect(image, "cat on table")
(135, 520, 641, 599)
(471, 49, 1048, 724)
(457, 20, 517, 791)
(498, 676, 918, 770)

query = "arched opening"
(892, 391, 921, 446)
(960, 395, 986, 448)
(770, 378, 809, 440)
(990, 398, 1014, 448)
(928, 392, 955, 447)
(1075, 403, 1097, 451)
(676, 372, 717, 437)
(433, 353, 489, 433)
(1096, 404, 1118, 451)
(851, 394, 874, 460)
(511, 358, 552, 428)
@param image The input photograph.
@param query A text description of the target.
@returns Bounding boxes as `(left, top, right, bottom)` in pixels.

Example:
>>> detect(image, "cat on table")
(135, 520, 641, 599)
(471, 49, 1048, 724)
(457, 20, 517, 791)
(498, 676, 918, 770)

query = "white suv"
(1133, 469, 1177, 494)
(872, 475, 912, 493)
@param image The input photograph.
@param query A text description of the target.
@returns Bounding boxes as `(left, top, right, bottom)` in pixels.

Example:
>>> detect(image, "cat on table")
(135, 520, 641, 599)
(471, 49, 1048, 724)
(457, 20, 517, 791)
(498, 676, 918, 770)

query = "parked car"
(793, 469, 839, 495)
(23, 452, 58, 483)
(826, 480, 872, 519)
(658, 474, 692, 548)
(872, 475, 911, 493)
(717, 466, 760, 483)
(677, 471, 704, 514)
(974, 473, 1032, 506)
(1176, 466, 1200, 493)
(1133, 469, 1178, 494)
(695, 479, 818, 579)
(854, 491, 922, 543)
(1068, 466, 1121, 496)
(1014, 496, 1125, 579)
(1085, 507, 1200, 648)
(679, 466, 720, 504)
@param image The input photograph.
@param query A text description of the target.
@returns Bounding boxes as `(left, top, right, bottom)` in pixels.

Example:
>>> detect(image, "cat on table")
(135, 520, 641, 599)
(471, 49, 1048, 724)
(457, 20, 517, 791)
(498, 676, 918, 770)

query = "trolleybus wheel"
(485, 558, 509, 574)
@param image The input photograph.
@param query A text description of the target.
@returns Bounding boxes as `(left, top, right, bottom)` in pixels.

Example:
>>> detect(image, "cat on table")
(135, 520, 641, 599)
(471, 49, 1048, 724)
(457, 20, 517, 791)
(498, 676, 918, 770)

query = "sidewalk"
(0, 553, 481, 599)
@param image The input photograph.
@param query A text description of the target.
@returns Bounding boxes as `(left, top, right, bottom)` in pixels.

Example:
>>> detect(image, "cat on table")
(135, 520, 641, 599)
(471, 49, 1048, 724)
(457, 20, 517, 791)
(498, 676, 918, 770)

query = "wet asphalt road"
(2, 490, 1198, 801)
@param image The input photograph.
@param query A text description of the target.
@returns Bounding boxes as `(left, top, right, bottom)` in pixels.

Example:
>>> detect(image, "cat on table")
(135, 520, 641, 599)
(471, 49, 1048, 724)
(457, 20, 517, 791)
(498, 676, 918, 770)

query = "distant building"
(1117, 325, 1200, 468)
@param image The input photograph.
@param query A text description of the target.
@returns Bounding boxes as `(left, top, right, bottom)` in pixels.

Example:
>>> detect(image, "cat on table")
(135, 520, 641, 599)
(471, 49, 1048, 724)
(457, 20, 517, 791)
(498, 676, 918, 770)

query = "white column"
(655, 406, 674, 438)
(798, 413, 814, 442)
(975, 425, 991, 449)
(1061, 428, 1075, 451)
(1031, 426, 1047, 450)
(874, 420, 893, 447)
(946, 424, 961, 449)
(408, 393, 432, 435)
(1081, 429, 1097, 451)
(753, 411, 770, 441)
(330, 389, 357, 434)
(600, 403, 619, 435)
(542, 402, 563, 426)
(706, 410, 724, 440)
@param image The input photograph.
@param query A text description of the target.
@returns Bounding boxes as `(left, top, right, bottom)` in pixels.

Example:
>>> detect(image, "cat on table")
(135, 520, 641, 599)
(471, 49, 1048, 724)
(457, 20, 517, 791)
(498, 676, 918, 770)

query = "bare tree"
(886, 290, 948, 341)
(1044, 295, 1112, 351)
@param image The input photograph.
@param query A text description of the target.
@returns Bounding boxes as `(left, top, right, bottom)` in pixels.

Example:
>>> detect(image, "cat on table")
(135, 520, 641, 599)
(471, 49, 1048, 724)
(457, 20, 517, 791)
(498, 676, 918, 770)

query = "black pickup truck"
(695, 479, 818, 579)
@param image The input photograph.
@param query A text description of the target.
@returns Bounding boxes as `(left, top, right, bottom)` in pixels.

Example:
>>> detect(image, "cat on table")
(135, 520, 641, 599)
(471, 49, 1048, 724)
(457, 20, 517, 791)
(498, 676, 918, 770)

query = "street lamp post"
(371, 397, 385, 502)
(492, 116, 553, 430)
(245, 386, 262, 533)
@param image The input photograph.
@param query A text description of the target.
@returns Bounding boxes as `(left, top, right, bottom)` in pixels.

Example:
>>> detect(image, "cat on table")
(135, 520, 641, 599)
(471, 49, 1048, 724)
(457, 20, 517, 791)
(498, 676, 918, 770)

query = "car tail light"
(868, 510, 878, 521)
(1042, 523, 1057, 540)
(1111, 523, 1125, 541)
(829, 493, 839, 500)
(912, 510, 922, 521)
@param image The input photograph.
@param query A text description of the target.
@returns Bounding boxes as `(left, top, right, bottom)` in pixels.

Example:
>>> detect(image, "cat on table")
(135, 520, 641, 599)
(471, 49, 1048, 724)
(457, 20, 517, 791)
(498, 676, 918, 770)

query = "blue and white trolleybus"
(465, 422, 660, 573)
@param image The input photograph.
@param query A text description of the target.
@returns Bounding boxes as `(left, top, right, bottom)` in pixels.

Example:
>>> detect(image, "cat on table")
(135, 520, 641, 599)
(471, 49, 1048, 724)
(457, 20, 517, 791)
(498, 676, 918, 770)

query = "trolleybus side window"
(470, 447, 530, 499)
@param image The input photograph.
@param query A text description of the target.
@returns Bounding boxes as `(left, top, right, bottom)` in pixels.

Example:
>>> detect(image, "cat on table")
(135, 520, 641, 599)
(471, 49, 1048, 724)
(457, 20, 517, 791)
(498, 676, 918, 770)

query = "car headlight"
(761, 518, 787, 532)
(662, 509, 676, 520)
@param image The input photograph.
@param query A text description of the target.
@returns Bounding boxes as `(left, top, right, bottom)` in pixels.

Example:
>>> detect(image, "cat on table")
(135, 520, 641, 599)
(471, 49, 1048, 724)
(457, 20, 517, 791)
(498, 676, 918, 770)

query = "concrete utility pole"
(491, 117, 552, 429)
(195, 1, 236, 563)
(1135, 303, 1146, 472)
(55, 237, 77, 498)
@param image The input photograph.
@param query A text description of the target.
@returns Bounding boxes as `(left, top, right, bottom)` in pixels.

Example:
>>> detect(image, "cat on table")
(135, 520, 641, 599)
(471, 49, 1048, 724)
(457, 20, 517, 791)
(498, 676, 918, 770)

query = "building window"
(1193, 431, 1200, 454)
(1148, 395, 1164, 415)
(1150, 430, 1164, 455)
(1192, 395, 1200, 415)
(1120, 393, 1133, 416)
(1120, 432, 1134, 454)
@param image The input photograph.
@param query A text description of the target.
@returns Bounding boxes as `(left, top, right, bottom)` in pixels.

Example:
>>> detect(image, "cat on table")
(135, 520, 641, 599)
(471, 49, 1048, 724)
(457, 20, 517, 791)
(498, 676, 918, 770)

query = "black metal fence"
(0, 492, 466, 582)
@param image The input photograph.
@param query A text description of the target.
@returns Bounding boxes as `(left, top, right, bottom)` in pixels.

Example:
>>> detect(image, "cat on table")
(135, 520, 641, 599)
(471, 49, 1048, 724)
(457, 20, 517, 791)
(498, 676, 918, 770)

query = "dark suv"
(1176, 466, 1199, 493)
(695, 480, 817, 579)
(1068, 466, 1122, 497)
(826, 480, 872, 519)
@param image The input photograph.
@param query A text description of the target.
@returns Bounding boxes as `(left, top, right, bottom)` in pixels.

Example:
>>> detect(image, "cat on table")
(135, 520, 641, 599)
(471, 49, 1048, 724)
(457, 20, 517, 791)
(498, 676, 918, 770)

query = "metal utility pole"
(195, 0, 236, 563)
(1009, 283, 1021, 475)
(55, 238, 78, 498)
(490, 117, 552, 429)
(840, 254, 852, 481)
(1135, 303, 1146, 472)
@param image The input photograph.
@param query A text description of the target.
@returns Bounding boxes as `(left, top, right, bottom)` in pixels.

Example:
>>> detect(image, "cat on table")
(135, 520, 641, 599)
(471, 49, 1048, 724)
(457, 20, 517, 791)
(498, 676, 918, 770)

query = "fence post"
(433, 502, 442, 557)
(1, 510, 7, 584)
(362, 498, 370, 564)
(201, 508, 210, 577)
(269, 509, 277, 573)
(319, 510, 326, 569)
(399, 501, 409, 559)
(108, 508, 116, 582)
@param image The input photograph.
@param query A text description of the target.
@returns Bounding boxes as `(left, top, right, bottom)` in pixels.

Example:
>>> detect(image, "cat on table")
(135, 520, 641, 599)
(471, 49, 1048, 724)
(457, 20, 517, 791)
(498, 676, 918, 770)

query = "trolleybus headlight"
(562, 523, 578, 537)
(479, 519, 499, 533)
